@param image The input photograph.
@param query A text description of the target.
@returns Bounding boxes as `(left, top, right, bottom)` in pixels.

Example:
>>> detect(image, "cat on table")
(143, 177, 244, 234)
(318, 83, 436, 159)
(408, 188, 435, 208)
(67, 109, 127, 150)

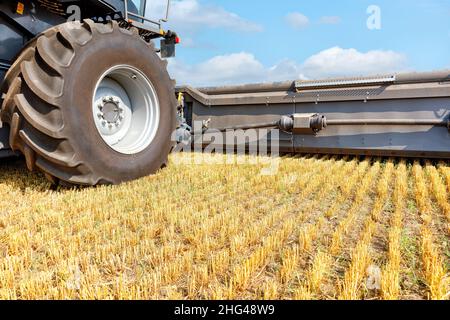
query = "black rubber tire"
(0, 20, 177, 186)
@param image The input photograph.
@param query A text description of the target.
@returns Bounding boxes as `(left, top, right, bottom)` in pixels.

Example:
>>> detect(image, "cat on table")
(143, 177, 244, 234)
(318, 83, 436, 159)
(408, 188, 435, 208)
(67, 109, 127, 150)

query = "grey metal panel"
(396, 70, 450, 84)
(192, 100, 294, 129)
(184, 76, 450, 158)
(192, 100, 294, 152)
(197, 132, 293, 154)
(294, 97, 450, 119)
(293, 127, 450, 157)
(188, 69, 450, 95)
(198, 81, 294, 95)
(181, 81, 450, 107)
(292, 98, 450, 157)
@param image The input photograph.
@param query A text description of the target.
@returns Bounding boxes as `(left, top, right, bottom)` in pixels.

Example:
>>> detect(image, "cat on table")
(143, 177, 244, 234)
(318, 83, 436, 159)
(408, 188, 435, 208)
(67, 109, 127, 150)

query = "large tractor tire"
(0, 20, 177, 186)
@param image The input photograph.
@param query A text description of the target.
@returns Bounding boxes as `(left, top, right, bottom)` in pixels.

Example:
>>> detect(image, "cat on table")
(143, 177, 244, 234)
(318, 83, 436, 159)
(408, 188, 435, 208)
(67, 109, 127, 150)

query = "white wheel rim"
(92, 65, 160, 155)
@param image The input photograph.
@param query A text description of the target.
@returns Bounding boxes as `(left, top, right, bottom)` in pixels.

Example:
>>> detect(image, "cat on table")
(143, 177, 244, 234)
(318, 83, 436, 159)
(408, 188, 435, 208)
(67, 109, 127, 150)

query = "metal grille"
(296, 87, 386, 98)
(295, 75, 396, 90)
(37, 0, 65, 16)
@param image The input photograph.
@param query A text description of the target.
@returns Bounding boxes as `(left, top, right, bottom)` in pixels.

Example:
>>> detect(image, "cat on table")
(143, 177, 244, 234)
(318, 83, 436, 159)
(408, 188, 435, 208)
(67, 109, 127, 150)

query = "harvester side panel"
(180, 71, 450, 158)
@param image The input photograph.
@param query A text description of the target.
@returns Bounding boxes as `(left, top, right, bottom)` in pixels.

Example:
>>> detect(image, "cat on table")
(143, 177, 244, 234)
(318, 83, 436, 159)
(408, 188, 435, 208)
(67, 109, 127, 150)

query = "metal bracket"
(279, 114, 327, 135)
(292, 113, 326, 134)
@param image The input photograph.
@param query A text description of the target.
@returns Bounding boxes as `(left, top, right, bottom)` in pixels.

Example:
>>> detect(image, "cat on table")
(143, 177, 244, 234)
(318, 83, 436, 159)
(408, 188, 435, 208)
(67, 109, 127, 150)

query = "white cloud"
(169, 47, 408, 87)
(169, 53, 266, 86)
(285, 13, 342, 28)
(285, 12, 310, 29)
(319, 16, 341, 24)
(301, 47, 407, 78)
(176, 37, 217, 50)
(146, 0, 263, 33)
(179, 37, 196, 48)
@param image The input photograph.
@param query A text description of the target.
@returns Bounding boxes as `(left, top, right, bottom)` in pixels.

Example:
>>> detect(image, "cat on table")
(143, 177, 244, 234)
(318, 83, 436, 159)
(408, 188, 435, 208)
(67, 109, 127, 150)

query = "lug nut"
(101, 120, 107, 126)
(109, 97, 114, 102)
(97, 113, 103, 118)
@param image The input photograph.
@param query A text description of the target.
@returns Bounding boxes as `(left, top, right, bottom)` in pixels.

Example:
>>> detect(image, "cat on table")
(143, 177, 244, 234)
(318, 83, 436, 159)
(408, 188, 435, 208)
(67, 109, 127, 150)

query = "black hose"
(192, 117, 449, 136)
(212, 122, 280, 132)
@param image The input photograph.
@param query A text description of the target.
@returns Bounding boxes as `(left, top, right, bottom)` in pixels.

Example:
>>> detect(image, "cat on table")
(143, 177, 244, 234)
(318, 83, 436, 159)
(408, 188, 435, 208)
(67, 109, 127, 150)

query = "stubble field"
(0, 153, 448, 300)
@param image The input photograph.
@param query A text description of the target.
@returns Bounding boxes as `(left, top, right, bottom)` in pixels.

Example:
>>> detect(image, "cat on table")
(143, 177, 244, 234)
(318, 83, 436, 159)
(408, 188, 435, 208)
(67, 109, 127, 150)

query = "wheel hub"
(94, 94, 128, 135)
(92, 65, 160, 155)
(97, 96, 124, 127)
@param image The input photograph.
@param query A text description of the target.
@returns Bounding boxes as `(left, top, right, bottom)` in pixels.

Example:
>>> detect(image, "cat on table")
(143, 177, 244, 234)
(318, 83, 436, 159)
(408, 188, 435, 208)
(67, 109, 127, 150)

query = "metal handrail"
(127, 11, 161, 27)
(0, 61, 11, 71)
(161, 0, 171, 23)
(124, 0, 171, 30)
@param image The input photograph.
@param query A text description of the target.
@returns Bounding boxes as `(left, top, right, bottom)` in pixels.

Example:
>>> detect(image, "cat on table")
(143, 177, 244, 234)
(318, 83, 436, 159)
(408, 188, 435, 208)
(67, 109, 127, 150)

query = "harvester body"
(1, 1, 128, 79)
(0, 0, 174, 83)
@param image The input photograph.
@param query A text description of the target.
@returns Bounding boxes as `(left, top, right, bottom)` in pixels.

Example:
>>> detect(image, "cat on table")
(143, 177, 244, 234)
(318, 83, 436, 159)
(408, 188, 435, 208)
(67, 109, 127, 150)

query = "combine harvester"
(0, 0, 449, 187)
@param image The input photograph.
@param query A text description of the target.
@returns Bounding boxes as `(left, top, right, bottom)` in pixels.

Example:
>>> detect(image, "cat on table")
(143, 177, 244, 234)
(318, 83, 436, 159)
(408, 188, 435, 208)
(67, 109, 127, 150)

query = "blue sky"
(146, 0, 450, 86)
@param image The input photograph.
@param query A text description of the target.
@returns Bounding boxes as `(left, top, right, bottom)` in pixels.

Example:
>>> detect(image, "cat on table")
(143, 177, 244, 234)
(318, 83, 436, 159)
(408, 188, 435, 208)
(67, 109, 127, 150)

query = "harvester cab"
(0, 0, 179, 186)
